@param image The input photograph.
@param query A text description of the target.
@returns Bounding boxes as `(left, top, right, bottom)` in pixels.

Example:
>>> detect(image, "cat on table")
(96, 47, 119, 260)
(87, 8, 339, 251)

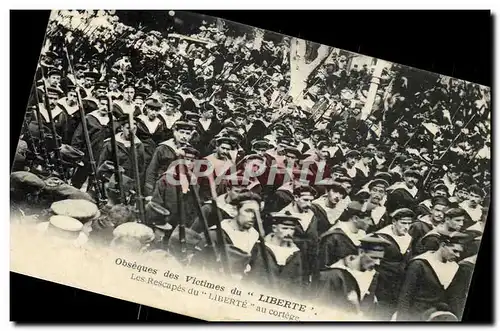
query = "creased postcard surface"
(11, 10, 490, 322)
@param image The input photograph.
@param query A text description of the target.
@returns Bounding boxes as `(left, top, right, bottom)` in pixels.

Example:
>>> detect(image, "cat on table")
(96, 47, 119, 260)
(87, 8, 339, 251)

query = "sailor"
(316, 200, 374, 277)
(135, 98, 167, 165)
(144, 120, 196, 197)
(395, 232, 470, 321)
(246, 211, 304, 293)
(311, 180, 348, 235)
(315, 234, 391, 317)
(375, 208, 416, 319)
(413, 208, 467, 256)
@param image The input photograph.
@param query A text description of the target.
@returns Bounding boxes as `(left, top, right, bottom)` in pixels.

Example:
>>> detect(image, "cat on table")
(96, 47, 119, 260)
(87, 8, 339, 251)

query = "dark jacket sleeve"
(396, 260, 424, 321)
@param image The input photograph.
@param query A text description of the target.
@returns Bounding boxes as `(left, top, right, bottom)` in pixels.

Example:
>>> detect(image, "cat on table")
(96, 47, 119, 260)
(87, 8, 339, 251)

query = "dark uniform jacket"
(396, 251, 460, 321)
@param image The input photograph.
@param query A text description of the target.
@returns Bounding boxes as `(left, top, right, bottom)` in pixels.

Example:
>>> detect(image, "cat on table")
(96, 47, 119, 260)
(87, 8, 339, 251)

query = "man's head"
(438, 233, 469, 262)
(108, 76, 119, 91)
(431, 183, 449, 198)
(232, 192, 262, 231)
(357, 234, 391, 271)
(368, 179, 389, 205)
(345, 150, 361, 168)
(345, 201, 374, 232)
(83, 71, 98, 88)
(391, 208, 415, 236)
(144, 99, 162, 120)
(134, 94, 145, 109)
(430, 196, 449, 224)
(447, 170, 460, 182)
(251, 139, 271, 155)
(293, 186, 317, 212)
(403, 169, 421, 188)
(454, 184, 469, 203)
(264, 109, 274, 122)
(201, 104, 215, 119)
(172, 121, 195, 145)
(46, 87, 62, 109)
(232, 109, 247, 127)
(331, 131, 341, 145)
(47, 69, 62, 87)
(270, 212, 299, 244)
(215, 137, 237, 160)
(336, 176, 353, 195)
(444, 208, 466, 232)
(467, 185, 484, 208)
(119, 117, 136, 140)
(193, 87, 207, 100)
(361, 150, 374, 166)
(163, 96, 181, 115)
(122, 84, 135, 103)
(330, 166, 348, 180)
(325, 181, 347, 207)
(66, 88, 78, 105)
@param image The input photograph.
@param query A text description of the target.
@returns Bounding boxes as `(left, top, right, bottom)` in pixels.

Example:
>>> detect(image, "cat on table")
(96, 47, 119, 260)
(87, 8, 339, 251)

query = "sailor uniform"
(55, 98, 81, 145)
(386, 182, 419, 214)
(316, 221, 366, 281)
(70, 110, 112, 188)
(193, 219, 260, 276)
(459, 201, 483, 226)
(375, 225, 414, 319)
(190, 193, 238, 233)
(311, 195, 346, 235)
(246, 234, 303, 293)
(446, 255, 476, 320)
(396, 251, 459, 321)
(144, 139, 183, 196)
(98, 133, 146, 188)
(135, 114, 167, 166)
(280, 203, 319, 289)
(112, 100, 142, 118)
(315, 259, 379, 315)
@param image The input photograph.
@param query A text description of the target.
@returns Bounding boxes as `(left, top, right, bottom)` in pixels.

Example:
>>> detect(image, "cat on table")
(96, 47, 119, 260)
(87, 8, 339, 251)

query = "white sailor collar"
(413, 251, 459, 289)
(377, 225, 412, 254)
(388, 182, 418, 198)
(329, 259, 376, 301)
(281, 203, 314, 231)
(137, 114, 160, 134)
(215, 193, 238, 218)
(220, 219, 259, 254)
(88, 110, 110, 126)
(264, 234, 300, 266)
(333, 221, 366, 247)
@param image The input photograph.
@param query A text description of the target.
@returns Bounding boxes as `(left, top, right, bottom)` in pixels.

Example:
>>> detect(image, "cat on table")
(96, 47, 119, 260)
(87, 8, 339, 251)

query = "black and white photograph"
(9, 10, 491, 322)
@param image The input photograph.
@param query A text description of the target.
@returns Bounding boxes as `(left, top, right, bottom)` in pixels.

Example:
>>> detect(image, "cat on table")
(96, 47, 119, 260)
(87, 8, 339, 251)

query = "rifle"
(127, 114, 146, 223)
(176, 156, 187, 259)
(185, 166, 218, 263)
(254, 209, 275, 287)
(32, 90, 53, 174)
(63, 46, 106, 206)
(21, 110, 42, 169)
(38, 68, 67, 181)
(106, 96, 125, 203)
(207, 173, 232, 275)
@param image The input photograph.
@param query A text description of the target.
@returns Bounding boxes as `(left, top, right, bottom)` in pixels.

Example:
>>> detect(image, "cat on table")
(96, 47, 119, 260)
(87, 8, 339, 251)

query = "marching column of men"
(12, 47, 489, 322)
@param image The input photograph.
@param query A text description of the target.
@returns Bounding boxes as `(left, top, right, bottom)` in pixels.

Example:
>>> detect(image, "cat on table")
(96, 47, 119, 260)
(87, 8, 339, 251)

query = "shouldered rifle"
(38, 68, 67, 182)
(63, 46, 105, 206)
(176, 156, 188, 259)
(185, 166, 218, 263)
(207, 173, 232, 275)
(254, 208, 275, 287)
(127, 114, 146, 223)
(106, 96, 125, 204)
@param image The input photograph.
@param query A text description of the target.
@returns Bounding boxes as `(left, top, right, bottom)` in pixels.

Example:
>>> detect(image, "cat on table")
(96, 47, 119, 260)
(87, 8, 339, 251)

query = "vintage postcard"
(10, 10, 491, 321)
